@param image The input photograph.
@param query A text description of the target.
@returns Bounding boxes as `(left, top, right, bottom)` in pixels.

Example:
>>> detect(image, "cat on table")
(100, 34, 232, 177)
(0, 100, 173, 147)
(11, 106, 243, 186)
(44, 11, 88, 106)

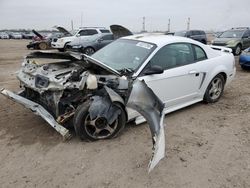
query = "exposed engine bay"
(1, 51, 165, 172)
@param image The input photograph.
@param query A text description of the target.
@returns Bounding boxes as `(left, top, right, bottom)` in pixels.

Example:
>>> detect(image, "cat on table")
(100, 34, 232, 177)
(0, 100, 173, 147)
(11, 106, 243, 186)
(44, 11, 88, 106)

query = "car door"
(96, 34, 114, 50)
(242, 30, 250, 49)
(139, 43, 203, 108)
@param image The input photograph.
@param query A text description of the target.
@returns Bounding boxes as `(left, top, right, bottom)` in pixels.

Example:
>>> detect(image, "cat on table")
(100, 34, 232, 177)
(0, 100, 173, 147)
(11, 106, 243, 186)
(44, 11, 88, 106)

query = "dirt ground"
(0, 40, 250, 188)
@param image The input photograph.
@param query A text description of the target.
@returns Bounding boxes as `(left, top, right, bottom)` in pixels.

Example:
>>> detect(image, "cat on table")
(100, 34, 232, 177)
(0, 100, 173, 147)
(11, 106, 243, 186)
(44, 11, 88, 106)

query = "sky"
(0, 0, 249, 32)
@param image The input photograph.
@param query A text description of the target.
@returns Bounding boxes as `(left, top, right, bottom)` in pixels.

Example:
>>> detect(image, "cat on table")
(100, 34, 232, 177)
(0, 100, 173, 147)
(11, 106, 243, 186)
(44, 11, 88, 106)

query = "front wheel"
(73, 101, 126, 141)
(241, 65, 249, 70)
(204, 74, 225, 103)
(83, 47, 95, 55)
(234, 44, 242, 56)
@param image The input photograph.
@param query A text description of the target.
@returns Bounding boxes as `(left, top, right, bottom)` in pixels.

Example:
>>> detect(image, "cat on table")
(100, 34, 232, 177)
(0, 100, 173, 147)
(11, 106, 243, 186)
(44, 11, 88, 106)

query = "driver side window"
(149, 43, 194, 70)
(243, 30, 250, 38)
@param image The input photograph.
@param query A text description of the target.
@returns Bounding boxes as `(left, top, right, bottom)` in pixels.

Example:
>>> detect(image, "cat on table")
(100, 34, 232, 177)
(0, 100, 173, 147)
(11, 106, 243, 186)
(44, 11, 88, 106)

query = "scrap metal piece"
(26, 51, 81, 60)
(126, 79, 165, 172)
(104, 86, 125, 105)
(88, 95, 121, 125)
(1, 89, 71, 141)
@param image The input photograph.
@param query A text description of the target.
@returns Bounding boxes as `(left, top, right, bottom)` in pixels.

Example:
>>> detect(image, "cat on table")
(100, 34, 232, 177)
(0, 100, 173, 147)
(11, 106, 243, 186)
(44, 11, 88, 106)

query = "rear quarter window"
(193, 45, 207, 61)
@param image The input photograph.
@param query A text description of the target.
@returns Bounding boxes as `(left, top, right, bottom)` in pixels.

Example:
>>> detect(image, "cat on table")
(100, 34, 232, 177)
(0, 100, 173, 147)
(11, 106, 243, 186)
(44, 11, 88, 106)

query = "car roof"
(78, 27, 107, 30)
(123, 33, 199, 47)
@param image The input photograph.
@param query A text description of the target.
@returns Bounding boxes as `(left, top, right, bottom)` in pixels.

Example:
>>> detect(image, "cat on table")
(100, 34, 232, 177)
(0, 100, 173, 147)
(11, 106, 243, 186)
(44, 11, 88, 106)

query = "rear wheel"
(38, 42, 48, 50)
(73, 101, 126, 141)
(204, 74, 225, 103)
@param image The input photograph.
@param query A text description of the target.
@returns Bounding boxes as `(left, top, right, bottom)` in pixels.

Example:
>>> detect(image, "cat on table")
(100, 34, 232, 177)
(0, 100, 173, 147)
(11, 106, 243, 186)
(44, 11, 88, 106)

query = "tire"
(58, 48, 64, 52)
(83, 47, 95, 55)
(204, 74, 225, 103)
(73, 101, 126, 141)
(241, 65, 250, 70)
(201, 40, 207, 44)
(234, 44, 242, 56)
(63, 42, 70, 52)
(38, 42, 48, 50)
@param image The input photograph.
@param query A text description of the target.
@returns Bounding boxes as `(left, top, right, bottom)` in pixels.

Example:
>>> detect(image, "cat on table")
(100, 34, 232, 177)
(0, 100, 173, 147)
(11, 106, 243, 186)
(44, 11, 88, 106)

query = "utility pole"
(187, 17, 190, 30)
(142, 16, 146, 32)
(168, 18, 171, 32)
(71, 20, 74, 30)
(81, 12, 83, 27)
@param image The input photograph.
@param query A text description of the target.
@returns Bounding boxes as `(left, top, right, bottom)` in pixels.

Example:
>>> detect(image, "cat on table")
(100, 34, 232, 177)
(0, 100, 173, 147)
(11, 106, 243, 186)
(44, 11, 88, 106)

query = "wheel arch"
(218, 72, 227, 83)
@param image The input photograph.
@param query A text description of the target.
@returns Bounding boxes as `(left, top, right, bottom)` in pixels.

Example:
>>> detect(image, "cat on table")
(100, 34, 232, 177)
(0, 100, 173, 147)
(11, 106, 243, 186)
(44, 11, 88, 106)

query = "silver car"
(0, 32, 9, 39)
(66, 33, 114, 55)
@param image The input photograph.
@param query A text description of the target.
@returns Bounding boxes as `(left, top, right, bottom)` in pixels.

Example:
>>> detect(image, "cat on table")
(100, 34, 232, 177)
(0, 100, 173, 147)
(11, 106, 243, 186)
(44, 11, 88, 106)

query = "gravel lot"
(0, 40, 250, 188)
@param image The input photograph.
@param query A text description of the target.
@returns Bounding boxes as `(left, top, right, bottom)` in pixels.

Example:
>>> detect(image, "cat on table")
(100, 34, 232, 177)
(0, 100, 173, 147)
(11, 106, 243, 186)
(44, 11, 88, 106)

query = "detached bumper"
(1, 89, 71, 140)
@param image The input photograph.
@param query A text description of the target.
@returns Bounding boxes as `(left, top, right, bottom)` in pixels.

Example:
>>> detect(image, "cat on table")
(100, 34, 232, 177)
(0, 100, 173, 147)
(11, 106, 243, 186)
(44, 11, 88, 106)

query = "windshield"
(174, 31, 187, 37)
(219, 30, 244, 38)
(91, 39, 156, 72)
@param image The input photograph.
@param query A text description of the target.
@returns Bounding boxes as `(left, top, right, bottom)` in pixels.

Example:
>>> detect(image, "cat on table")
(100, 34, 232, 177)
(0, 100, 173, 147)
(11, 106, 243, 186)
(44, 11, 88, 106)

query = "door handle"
(189, 70, 199, 76)
(188, 70, 197, 74)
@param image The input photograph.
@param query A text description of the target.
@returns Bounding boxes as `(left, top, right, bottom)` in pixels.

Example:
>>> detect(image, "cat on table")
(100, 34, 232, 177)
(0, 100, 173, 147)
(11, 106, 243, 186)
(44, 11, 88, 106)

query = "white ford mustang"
(1, 34, 236, 171)
(90, 34, 236, 122)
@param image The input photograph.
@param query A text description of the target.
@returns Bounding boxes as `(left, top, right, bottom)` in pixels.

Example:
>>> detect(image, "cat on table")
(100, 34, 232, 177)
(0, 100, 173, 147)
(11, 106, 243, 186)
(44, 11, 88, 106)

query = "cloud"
(0, 0, 249, 31)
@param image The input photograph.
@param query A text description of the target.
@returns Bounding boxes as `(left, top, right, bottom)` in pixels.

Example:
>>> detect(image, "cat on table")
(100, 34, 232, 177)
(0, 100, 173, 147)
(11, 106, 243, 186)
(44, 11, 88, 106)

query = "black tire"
(63, 42, 70, 52)
(83, 47, 95, 55)
(73, 101, 126, 141)
(201, 40, 207, 44)
(58, 48, 64, 52)
(204, 74, 225, 103)
(234, 44, 242, 56)
(38, 42, 48, 50)
(241, 65, 250, 70)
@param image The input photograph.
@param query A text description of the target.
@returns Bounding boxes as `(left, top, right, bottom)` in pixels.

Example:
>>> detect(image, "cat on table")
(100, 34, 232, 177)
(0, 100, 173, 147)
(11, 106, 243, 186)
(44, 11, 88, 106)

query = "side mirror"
(143, 65, 164, 75)
(76, 34, 80, 37)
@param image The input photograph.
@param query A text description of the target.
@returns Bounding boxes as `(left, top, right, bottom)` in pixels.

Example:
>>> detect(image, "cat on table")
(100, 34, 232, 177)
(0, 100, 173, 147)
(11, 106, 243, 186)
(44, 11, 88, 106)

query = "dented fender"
(126, 80, 166, 172)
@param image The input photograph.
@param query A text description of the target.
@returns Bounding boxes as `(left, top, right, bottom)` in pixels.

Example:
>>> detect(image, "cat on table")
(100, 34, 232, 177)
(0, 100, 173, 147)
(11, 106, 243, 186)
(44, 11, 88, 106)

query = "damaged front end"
(1, 51, 166, 171)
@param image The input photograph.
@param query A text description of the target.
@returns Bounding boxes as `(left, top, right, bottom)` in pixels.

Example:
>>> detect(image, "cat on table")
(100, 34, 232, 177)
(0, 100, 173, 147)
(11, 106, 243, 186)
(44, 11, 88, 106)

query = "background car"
(27, 27, 70, 50)
(0, 32, 9, 39)
(239, 47, 250, 69)
(174, 30, 207, 44)
(8, 32, 22, 39)
(211, 27, 250, 55)
(66, 33, 114, 55)
(22, 32, 35, 39)
(51, 27, 111, 52)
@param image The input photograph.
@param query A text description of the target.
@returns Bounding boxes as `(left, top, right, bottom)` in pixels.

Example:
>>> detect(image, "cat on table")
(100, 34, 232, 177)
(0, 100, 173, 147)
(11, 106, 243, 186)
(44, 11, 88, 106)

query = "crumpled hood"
(25, 51, 121, 77)
(53, 26, 72, 36)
